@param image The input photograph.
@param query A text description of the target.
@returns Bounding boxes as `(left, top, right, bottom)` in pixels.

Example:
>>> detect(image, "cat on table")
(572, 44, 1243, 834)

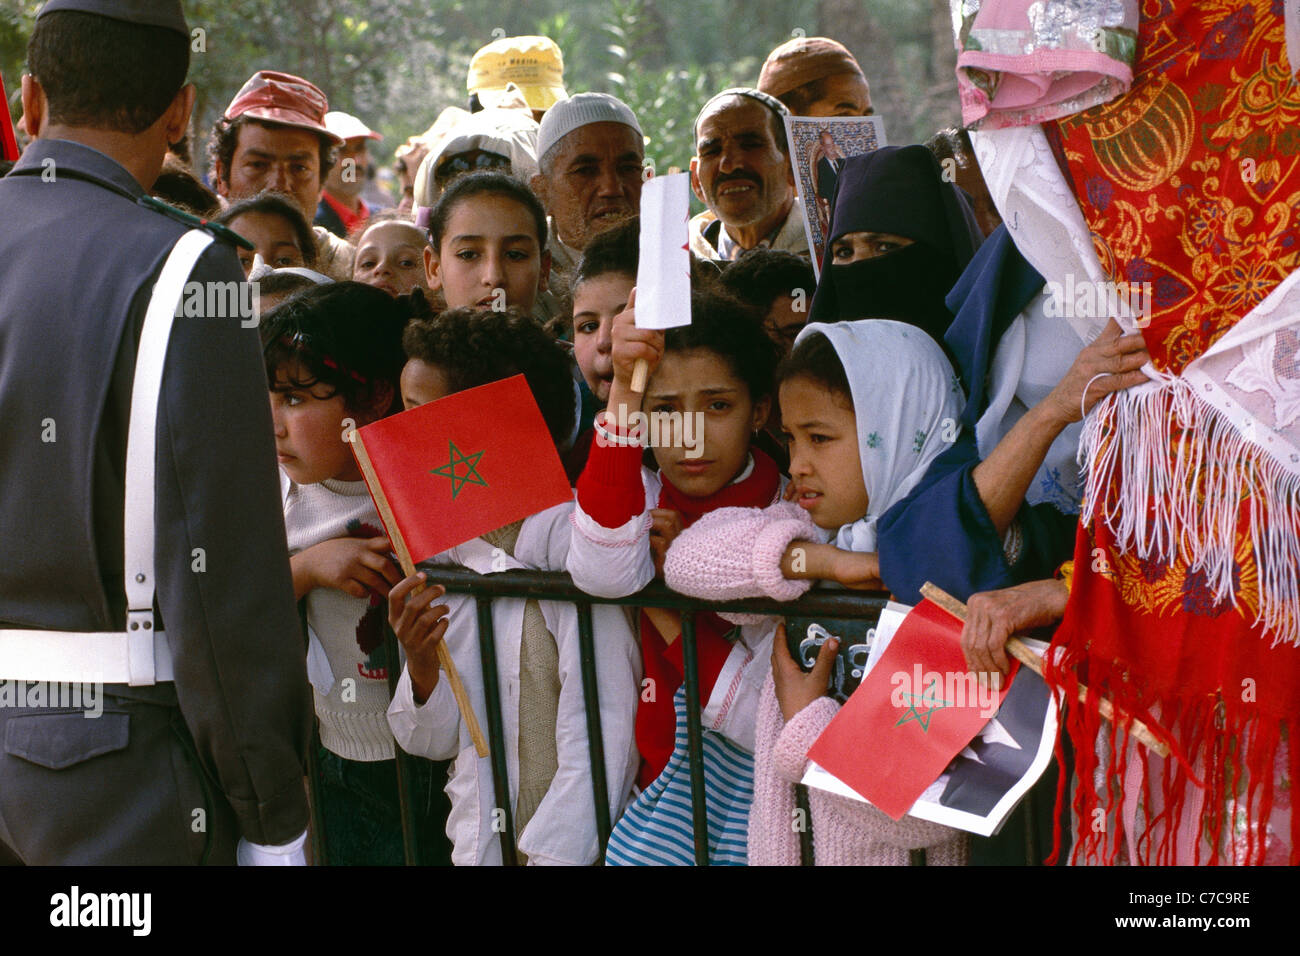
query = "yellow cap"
(468, 35, 568, 113)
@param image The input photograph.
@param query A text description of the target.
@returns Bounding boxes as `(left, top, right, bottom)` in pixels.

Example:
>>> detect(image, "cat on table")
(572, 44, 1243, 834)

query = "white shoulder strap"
(122, 228, 215, 684)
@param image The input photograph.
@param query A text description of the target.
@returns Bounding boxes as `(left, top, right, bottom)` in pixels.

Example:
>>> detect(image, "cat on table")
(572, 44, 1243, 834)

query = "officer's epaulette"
(137, 194, 255, 250)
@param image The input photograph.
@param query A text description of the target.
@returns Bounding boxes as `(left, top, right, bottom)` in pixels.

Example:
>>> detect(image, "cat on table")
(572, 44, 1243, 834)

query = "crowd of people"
(1, 0, 1297, 868)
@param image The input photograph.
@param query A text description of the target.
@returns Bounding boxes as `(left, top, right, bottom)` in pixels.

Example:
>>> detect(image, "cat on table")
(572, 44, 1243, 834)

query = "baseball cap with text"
(468, 36, 568, 113)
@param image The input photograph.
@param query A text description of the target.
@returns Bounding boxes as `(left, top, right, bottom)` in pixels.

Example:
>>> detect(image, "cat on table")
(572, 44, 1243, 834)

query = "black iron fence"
(303, 569, 1047, 866)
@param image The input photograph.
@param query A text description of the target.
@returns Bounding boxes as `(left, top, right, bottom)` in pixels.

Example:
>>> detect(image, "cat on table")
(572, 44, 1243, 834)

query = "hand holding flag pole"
(628, 285, 650, 394)
(920, 582, 1169, 757)
(352, 435, 489, 758)
(629, 360, 649, 395)
(348, 376, 576, 760)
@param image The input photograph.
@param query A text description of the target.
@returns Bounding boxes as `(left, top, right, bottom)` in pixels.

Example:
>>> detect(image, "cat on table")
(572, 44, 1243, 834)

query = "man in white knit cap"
(530, 92, 645, 277)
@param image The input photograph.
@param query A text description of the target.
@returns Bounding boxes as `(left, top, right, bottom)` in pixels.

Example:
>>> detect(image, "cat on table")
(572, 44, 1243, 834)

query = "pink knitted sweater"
(750, 673, 969, 866)
(665, 501, 970, 865)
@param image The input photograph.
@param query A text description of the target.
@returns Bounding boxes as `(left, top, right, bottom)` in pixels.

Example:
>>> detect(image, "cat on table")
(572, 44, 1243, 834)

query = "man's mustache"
(712, 171, 762, 190)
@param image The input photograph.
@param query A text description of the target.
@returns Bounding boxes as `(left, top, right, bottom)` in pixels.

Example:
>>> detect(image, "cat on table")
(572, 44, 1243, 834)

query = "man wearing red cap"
(207, 70, 354, 279)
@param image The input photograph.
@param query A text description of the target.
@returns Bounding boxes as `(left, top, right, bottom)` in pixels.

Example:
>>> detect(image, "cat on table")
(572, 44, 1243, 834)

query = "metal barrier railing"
(308, 570, 1042, 866)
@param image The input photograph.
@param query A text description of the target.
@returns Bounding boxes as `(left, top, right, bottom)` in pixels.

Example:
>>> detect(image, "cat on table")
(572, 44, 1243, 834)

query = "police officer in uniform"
(0, 0, 312, 864)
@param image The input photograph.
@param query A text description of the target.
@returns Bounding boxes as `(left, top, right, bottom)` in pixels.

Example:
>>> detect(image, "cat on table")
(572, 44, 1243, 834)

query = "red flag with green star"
(807, 599, 1015, 819)
(351, 374, 572, 564)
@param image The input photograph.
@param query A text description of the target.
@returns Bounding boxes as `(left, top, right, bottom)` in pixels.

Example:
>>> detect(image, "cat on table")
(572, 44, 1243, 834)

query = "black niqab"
(809, 145, 983, 346)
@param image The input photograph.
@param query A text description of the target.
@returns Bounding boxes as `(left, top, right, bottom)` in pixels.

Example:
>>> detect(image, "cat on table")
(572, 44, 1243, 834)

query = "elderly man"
(530, 92, 645, 278)
(688, 87, 808, 262)
(315, 110, 382, 238)
(757, 36, 873, 117)
(207, 70, 354, 279)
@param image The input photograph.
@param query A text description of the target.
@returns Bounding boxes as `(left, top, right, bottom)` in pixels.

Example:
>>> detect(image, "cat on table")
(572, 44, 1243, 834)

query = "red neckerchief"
(635, 446, 782, 789)
(656, 447, 782, 526)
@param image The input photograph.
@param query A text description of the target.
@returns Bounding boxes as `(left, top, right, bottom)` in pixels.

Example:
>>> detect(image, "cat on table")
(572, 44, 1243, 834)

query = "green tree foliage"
(3, 0, 960, 179)
(0, 1, 41, 118)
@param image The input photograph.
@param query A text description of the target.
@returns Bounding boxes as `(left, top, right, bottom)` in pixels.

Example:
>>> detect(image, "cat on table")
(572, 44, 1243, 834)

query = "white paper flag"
(634, 172, 692, 330)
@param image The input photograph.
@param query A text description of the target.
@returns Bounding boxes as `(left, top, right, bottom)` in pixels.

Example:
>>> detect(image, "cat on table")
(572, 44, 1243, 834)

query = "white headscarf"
(411, 106, 541, 211)
(792, 320, 965, 553)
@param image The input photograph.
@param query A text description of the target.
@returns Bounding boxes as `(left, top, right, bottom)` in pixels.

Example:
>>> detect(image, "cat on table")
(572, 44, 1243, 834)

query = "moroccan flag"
(807, 599, 1016, 819)
(0, 75, 18, 162)
(351, 374, 572, 565)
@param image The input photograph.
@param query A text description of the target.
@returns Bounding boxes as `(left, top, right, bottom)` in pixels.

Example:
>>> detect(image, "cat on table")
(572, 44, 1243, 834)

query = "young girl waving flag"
(568, 286, 783, 864)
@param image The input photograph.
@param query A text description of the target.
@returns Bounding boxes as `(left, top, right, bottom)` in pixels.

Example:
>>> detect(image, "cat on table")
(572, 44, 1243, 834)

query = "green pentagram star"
(429, 440, 487, 499)
(894, 678, 953, 732)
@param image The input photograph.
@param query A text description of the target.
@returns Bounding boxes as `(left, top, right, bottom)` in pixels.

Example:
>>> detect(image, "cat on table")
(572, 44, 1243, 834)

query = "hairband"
(279, 332, 370, 385)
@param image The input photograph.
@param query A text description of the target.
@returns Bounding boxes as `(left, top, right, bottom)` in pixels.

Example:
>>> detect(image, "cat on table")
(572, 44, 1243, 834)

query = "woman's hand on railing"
(387, 572, 451, 705)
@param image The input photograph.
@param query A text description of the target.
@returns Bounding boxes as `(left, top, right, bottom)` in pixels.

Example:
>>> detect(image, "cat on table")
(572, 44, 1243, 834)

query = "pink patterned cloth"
(955, 0, 1138, 130)
(1090, 715, 1295, 866)
(749, 673, 970, 866)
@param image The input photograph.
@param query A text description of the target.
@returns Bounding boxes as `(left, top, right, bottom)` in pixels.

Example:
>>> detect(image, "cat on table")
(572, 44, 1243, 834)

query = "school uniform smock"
(388, 501, 641, 866)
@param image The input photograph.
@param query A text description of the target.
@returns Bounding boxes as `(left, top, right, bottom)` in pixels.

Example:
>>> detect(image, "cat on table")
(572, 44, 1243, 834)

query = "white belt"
(0, 629, 174, 685)
(0, 229, 213, 687)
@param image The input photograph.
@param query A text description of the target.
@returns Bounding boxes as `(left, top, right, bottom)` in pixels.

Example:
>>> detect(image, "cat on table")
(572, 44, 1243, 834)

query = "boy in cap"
(0, 0, 311, 864)
(208, 69, 355, 279)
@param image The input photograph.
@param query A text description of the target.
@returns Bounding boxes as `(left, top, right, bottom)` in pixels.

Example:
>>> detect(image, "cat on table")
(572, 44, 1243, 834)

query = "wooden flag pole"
(919, 582, 1169, 758)
(629, 359, 649, 394)
(352, 432, 490, 758)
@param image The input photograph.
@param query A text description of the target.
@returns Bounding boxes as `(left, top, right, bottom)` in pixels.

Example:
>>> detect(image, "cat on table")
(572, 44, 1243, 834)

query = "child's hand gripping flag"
(807, 598, 1015, 819)
(350, 374, 573, 757)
